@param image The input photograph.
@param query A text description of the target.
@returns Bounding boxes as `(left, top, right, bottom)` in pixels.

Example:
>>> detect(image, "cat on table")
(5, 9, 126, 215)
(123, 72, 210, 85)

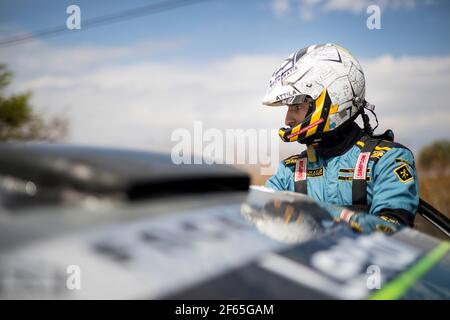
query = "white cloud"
(272, 0, 291, 16)
(0, 39, 286, 153)
(361, 54, 450, 150)
(272, 0, 432, 21)
(1, 40, 449, 173)
(298, 0, 323, 21)
(0, 37, 187, 77)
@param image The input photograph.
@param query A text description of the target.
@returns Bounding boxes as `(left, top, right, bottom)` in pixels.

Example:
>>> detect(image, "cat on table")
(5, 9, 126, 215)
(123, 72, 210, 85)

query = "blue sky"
(1, 0, 449, 61)
(0, 0, 449, 166)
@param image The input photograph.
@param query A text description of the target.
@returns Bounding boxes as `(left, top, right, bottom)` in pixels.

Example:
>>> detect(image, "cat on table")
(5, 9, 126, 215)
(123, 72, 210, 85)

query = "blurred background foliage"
(0, 64, 68, 142)
(415, 140, 450, 239)
(417, 139, 449, 217)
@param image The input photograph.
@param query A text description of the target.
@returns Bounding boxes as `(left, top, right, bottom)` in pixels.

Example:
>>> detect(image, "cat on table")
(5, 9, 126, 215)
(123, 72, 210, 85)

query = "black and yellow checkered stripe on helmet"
(305, 89, 329, 138)
(278, 89, 335, 142)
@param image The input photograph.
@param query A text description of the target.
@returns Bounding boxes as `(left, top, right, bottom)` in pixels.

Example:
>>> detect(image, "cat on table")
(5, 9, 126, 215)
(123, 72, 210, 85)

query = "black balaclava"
(314, 122, 364, 159)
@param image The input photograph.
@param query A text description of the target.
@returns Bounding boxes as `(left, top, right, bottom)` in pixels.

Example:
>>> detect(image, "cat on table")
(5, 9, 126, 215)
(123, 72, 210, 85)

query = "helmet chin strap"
(356, 98, 395, 141)
(360, 107, 373, 136)
(353, 97, 379, 137)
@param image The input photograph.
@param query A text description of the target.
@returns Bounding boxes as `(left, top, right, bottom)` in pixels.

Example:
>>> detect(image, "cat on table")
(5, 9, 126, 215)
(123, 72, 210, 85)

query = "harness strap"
(294, 136, 381, 209)
(352, 136, 379, 207)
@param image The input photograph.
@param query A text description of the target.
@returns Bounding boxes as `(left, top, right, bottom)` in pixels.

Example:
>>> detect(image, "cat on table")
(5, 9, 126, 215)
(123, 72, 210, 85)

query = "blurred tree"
(0, 64, 68, 141)
(416, 139, 450, 238)
(418, 140, 450, 171)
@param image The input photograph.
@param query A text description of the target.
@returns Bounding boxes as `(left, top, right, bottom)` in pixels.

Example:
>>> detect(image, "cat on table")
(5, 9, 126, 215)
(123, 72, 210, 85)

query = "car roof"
(0, 143, 249, 201)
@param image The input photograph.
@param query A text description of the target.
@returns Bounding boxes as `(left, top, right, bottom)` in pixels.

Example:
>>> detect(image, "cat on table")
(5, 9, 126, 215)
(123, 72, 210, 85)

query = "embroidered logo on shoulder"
(394, 164, 413, 183)
(395, 158, 412, 166)
(284, 155, 300, 166)
(371, 150, 385, 159)
(307, 167, 324, 177)
(374, 146, 391, 152)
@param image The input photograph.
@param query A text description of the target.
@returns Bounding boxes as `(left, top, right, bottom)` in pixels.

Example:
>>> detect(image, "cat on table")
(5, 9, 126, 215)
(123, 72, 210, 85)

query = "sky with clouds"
(0, 0, 449, 172)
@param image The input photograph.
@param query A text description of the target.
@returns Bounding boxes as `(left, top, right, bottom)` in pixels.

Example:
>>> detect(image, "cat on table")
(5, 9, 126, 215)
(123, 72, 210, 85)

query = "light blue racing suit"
(265, 128, 419, 233)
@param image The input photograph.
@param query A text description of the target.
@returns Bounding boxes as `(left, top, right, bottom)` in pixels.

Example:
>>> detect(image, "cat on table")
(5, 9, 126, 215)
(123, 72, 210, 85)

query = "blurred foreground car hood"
(0, 143, 449, 299)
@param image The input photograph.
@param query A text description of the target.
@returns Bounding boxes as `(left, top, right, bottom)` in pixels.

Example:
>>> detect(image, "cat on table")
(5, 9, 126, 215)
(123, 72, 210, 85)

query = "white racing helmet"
(262, 43, 368, 144)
